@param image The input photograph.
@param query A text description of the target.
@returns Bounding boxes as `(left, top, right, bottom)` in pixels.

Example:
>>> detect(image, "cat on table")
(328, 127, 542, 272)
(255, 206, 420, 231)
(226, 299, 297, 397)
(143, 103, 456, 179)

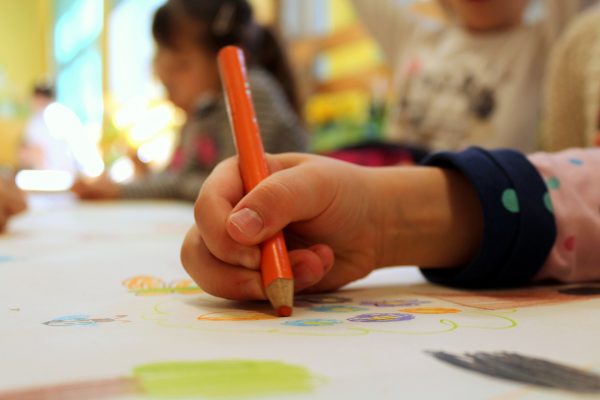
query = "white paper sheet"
(1, 196, 599, 399)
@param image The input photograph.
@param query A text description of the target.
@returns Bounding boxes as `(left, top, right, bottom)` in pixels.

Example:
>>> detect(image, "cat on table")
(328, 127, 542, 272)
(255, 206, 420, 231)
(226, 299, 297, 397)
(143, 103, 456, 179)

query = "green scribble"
(458, 311, 518, 330)
(364, 319, 459, 335)
(133, 360, 318, 398)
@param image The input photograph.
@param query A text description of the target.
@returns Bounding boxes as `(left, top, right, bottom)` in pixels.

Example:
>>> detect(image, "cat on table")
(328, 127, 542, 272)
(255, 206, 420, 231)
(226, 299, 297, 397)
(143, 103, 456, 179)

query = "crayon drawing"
(0, 360, 320, 400)
(42, 315, 130, 327)
(142, 290, 519, 337)
(122, 275, 203, 296)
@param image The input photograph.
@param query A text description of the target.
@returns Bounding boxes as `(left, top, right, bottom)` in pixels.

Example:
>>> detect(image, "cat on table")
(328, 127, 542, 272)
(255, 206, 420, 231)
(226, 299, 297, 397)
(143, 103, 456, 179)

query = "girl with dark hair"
(74, 0, 306, 201)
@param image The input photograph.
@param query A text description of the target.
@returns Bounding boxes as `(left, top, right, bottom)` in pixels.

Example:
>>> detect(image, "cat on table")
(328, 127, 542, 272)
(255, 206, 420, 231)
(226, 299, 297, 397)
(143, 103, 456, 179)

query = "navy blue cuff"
(420, 147, 556, 288)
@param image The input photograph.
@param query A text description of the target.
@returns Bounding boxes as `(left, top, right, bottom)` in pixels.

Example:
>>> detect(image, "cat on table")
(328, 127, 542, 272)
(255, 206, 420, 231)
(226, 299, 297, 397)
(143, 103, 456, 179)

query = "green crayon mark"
(133, 360, 319, 398)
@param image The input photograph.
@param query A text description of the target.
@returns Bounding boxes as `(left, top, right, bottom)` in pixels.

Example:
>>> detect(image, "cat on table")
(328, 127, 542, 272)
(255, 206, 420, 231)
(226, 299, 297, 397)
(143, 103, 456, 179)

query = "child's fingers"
(0, 209, 7, 232)
(5, 187, 26, 216)
(181, 225, 335, 300)
(301, 262, 369, 294)
(195, 158, 262, 269)
(289, 244, 335, 292)
(181, 226, 266, 300)
(226, 165, 336, 246)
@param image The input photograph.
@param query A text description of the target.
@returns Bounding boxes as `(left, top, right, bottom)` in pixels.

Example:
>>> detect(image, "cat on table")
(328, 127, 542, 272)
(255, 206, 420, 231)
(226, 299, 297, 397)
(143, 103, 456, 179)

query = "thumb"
(226, 166, 334, 246)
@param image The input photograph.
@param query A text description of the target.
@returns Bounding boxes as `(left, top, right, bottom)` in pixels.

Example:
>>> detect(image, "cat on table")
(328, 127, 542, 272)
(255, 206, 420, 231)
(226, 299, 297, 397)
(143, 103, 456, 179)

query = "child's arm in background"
(542, 8, 600, 151)
(541, 0, 598, 44)
(72, 169, 209, 202)
(349, 0, 421, 67)
(0, 176, 27, 232)
(118, 171, 207, 202)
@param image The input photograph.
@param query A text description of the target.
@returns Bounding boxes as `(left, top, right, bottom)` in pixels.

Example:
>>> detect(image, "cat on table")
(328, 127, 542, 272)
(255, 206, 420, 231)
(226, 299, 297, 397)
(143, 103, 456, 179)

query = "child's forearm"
(368, 167, 483, 269)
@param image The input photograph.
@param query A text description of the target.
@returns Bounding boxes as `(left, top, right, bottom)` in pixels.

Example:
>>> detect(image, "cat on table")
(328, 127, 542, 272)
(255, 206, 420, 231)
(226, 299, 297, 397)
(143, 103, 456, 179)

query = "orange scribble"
(122, 275, 165, 290)
(197, 311, 277, 321)
(400, 307, 461, 314)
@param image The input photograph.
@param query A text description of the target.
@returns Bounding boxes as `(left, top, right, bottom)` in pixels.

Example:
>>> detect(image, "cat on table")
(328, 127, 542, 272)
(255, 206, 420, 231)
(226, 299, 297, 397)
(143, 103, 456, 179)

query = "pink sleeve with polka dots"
(528, 148, 600, 283)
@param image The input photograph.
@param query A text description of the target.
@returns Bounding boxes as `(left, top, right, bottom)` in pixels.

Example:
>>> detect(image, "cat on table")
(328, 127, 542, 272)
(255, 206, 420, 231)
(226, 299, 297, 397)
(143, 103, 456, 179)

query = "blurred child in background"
(74, 0, 307, 201)
(350, 0, 596, 153)
(20, 84, 77, 173)
(543, 8, 600, 150)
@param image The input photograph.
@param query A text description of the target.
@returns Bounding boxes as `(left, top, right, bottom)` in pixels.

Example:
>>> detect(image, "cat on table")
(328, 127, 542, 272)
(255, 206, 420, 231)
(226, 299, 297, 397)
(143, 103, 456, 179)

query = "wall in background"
(0, 0, 51, 105)
(0, 0, 52, 166)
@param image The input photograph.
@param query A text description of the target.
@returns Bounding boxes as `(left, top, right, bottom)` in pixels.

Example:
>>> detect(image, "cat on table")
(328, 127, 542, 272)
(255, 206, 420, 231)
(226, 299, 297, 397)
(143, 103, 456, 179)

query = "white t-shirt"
(24, 110, 76, 172)
(351, 0, 593, 153)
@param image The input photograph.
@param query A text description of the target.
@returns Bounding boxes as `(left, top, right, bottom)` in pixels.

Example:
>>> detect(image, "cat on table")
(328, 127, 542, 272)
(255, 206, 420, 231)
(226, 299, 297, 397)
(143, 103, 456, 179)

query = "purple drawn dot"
(347, 313, 415, 323)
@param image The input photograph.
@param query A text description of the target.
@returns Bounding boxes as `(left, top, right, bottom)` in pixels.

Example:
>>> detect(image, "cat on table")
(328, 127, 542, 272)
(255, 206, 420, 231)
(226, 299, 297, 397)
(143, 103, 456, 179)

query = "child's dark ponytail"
(153, 0, 302, 117)
(245, 25, 302, 118)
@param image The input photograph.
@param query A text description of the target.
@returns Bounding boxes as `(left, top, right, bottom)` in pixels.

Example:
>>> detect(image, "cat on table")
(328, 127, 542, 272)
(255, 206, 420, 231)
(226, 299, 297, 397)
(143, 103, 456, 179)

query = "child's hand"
(72, 175, 120, 200)
(181, 153, 387, 300)
(181, 152, 483, 301)
(0, 177, 27, 232)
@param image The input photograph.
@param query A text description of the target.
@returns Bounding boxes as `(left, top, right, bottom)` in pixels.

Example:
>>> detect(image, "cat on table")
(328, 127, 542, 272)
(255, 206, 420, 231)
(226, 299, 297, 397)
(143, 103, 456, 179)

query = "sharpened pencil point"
(277, 306, 293, 317)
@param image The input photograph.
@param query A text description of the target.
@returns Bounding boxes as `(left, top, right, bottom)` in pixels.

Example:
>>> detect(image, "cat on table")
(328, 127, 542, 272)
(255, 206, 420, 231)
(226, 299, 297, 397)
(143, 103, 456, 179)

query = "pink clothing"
(530, 148, 600, 282)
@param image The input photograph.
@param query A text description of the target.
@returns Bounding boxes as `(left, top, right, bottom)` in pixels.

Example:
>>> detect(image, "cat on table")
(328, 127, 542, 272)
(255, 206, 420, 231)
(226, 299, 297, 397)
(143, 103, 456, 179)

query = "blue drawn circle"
(43, 315, 96, 327)
(284, 319, 343, 327)
(347, 313, 415, 323)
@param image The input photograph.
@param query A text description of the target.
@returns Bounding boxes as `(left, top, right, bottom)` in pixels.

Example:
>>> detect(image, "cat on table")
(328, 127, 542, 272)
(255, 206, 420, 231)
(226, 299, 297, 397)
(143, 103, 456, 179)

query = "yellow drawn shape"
(169, 279, 196, 289)
(369, 315, 401, 321)
(122, 275, 165, 290)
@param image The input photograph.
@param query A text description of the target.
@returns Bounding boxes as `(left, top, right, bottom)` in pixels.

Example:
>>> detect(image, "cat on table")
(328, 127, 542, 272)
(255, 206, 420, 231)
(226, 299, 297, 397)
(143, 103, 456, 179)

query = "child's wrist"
(369, 167, 483, 269)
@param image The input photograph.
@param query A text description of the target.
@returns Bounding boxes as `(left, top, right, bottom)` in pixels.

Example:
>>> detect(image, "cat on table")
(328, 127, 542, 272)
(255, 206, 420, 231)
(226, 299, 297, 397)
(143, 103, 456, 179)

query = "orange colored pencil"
(218, 46, 294, 317)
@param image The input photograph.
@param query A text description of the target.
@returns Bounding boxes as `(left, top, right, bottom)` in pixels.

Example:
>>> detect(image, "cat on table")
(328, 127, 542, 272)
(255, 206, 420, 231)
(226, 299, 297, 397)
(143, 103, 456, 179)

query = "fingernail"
(229, 208, 264, 238)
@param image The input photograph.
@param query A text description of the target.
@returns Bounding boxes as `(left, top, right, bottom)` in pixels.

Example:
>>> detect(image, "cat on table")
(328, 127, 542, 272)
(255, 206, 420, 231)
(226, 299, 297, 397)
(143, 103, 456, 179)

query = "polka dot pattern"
(546, 177, 560, 190)
(501, 189, 520, 213)
(564, 236, 576, 252)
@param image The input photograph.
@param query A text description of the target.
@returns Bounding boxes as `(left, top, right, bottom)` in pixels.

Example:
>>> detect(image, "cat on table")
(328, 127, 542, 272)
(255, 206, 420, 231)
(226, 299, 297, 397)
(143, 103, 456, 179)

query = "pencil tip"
(277, 306, 293, 317)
